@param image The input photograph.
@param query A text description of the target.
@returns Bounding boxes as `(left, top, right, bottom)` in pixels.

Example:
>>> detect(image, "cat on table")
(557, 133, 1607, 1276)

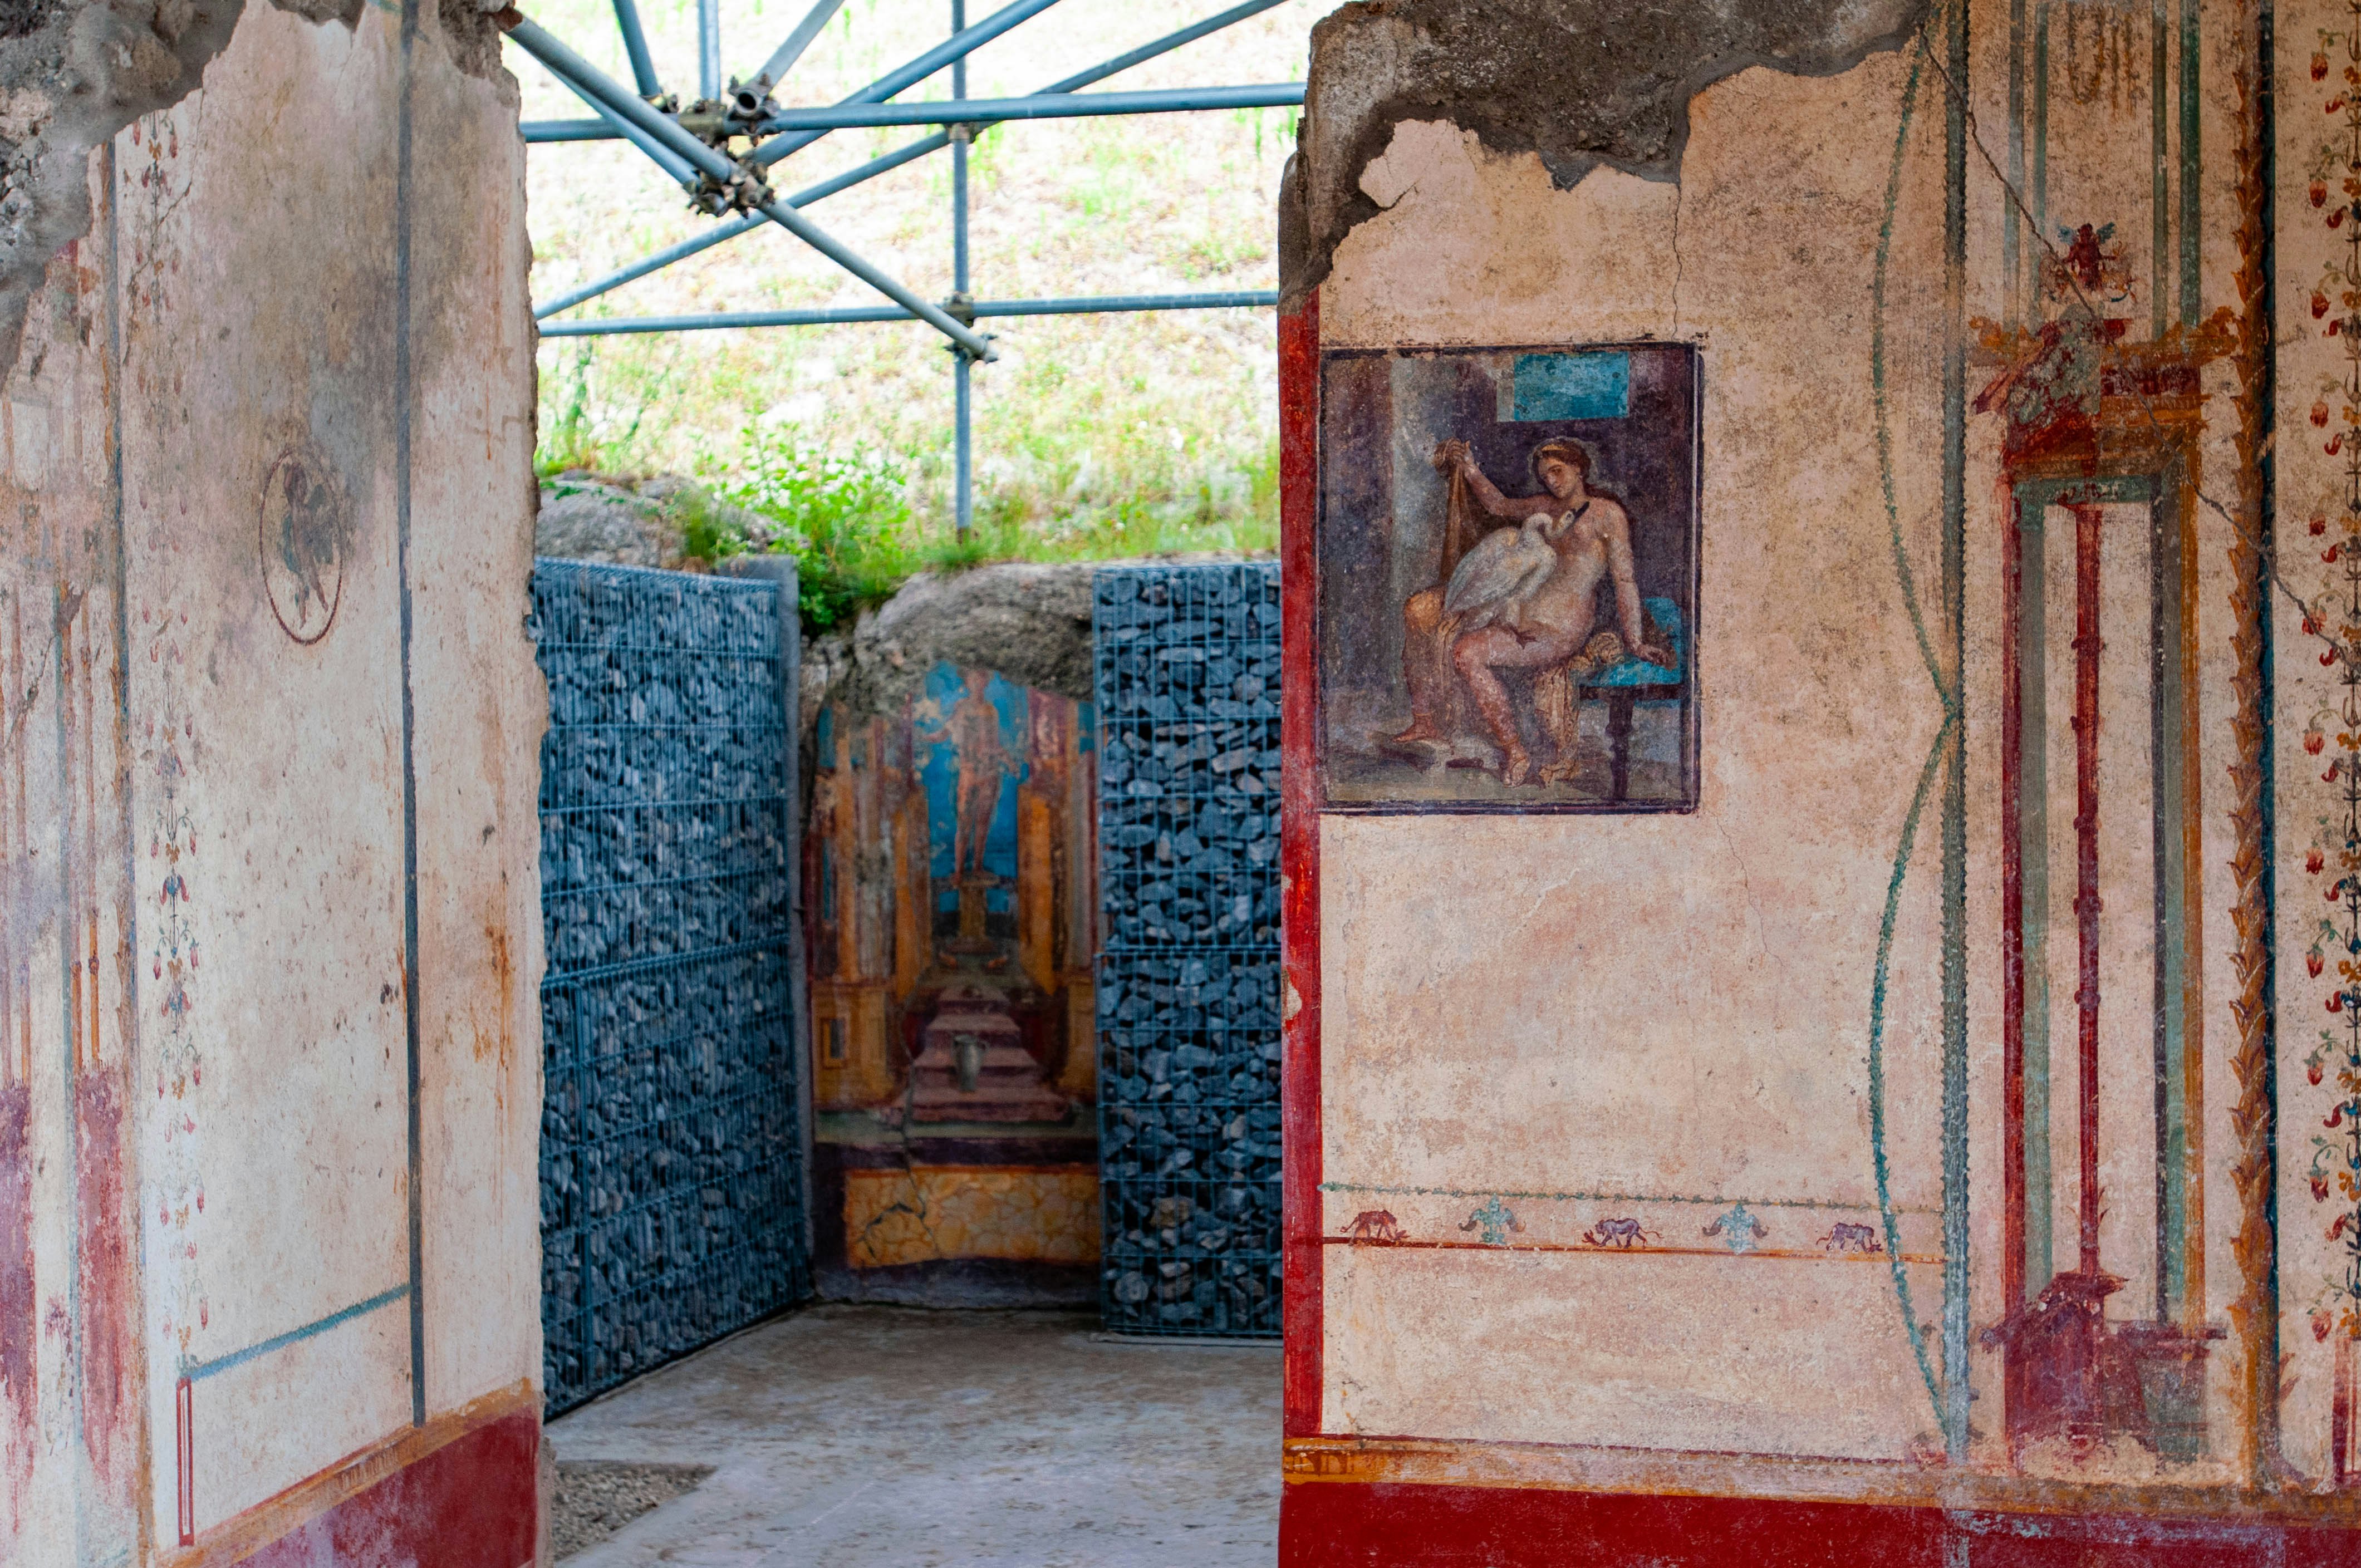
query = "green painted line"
(1869, 17, 1948, 1441)
(2177, 0, 2200, 325)
(2006, 0, 2026, 323)
(1940, 0, 1974, 1464)
(180, 1285, 411, 1383)
(1874, 31, 1948, 709)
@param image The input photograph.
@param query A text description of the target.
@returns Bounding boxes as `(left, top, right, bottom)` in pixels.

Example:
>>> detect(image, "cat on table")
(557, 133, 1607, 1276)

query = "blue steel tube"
(534, 0, 1293, 318)
(536, 0, 1300, 143)
(536, 291, 1279, 335)
(753, 0, 846, 88)
(533, 135, 941, 319)
(509, 16, 999, 360)
(753, 82, 1302, 131)
(698, 0, 720, 102)
(952, 0, 973, 543)
(561, 73, 696, 184)
(749, 0, 1065, 168)
(611, 0, 660, 97)
(529, 83, 1305, 140)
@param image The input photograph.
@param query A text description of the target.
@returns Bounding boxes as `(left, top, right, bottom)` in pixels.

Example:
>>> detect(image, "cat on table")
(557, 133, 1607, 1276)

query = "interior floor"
(547, 1304, 1281, 1566)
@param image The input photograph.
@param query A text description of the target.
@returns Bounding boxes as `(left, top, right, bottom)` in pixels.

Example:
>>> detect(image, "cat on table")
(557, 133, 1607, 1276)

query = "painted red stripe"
(2070, 502, 2102, 1275)
(1279, 1480, 2360, 1567)
(1278, 292, 1322, 1438)
(177, 1376, 195, 1546)
(238, 1410, 538, 1568)
(2000, 487, 2028, 1454)
(0, 1083, 31, 1521)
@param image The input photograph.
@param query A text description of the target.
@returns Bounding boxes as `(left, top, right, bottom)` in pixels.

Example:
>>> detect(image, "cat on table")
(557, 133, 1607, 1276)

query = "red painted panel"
(1278, 293, 1323, 1438)
(1281, 1481, 2361, 1567)
(240, 1411, 540, 1568)
(0, 1082, 30, 1515)
(76, 1071, 141, 1513)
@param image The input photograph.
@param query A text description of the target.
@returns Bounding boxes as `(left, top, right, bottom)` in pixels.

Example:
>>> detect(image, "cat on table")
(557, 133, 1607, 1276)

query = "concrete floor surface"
(548, 1305, 1282, 1566)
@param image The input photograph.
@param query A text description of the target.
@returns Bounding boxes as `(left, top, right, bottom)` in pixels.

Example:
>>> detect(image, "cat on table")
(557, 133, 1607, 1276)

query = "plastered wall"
(0, 0, 540, 1560)
(1285, 0, 2361, 1552)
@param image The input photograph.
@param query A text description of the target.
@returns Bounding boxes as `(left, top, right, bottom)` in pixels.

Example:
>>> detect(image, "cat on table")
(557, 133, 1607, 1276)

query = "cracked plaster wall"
(1281, 0, 1927, 309)
(1295, 0, 2313, 1507)
(0, 0, 538, 1557)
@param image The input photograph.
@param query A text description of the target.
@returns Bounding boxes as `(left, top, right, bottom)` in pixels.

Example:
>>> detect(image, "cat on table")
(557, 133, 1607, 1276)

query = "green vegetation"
(516, 0, 1314, 617)
(673, 420, 1275, 632)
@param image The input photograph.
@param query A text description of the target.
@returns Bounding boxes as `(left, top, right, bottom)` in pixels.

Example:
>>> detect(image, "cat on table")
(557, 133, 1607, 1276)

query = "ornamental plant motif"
(2306, 8, 2361, 1467)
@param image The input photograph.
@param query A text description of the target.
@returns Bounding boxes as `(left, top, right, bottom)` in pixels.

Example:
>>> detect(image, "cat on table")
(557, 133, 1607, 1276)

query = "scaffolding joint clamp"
(690, 158, 778, 218)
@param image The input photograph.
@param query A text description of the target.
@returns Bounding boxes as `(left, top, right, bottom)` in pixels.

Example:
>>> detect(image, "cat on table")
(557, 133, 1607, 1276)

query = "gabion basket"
(1093, 564, 1282, 1337)
(532, 559, 809, 1413)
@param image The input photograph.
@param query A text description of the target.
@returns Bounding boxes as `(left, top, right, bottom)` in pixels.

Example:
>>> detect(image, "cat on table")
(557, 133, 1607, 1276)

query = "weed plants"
(515, 0, 1309, 619)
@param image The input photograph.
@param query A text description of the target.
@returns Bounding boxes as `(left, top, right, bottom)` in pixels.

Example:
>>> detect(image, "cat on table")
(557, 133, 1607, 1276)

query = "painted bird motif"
(1440, 513, 1558, 635)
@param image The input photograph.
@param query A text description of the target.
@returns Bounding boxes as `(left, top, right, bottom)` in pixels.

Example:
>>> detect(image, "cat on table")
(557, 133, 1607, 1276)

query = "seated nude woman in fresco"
(1390, 438, 1670, 787)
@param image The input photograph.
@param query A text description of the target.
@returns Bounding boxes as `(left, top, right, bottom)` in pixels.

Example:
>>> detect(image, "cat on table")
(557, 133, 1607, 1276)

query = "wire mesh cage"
(1093, 563, 1282, 1337)
(533, 558, 808, 1413)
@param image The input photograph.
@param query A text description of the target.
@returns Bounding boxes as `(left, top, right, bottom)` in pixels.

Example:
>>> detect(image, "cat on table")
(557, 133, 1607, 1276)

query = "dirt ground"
(545, 1304, 1280, 1567)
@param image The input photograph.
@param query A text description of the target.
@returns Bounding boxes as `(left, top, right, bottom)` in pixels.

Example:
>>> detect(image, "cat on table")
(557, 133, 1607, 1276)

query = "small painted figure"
(1818, 1221, 1884, 1254)
(1348, 1210, 1405, 1243)
(1391, 438, 1670, 786)
(1459, 1197, 1524, 1245)
(1701, 1204, 1768, 1252)
(1580, 1217, 1658, 1249)
(920, 668, 1019, 882)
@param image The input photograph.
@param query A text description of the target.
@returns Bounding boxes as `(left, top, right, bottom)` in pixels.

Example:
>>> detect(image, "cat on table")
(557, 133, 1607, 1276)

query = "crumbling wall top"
(1283, 0, 1926, 308)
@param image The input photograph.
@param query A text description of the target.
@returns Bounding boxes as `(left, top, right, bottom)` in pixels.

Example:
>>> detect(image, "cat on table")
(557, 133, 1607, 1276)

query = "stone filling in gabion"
(1094, 564, 1282, 1336)
(533, 560, 809, 1412)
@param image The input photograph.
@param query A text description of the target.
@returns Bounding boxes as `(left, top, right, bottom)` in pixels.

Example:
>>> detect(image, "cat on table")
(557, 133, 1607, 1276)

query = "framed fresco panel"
(1318, 342, 1700, 812)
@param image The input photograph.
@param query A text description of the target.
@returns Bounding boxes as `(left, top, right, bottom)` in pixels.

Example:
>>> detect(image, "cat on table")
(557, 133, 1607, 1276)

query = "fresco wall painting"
(1279, 0, 2361, 1557)
(1319, 344, 1699, 811)
(806, 665, 1101, 1292)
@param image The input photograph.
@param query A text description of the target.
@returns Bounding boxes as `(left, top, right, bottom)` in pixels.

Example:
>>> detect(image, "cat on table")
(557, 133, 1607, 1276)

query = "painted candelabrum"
(1972, 204, 2230, 1464)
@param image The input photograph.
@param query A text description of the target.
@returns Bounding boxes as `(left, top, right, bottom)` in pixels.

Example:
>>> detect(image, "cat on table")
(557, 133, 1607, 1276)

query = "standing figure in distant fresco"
(1389, 438, 1670, 786)
(924, 669, 1019, 881)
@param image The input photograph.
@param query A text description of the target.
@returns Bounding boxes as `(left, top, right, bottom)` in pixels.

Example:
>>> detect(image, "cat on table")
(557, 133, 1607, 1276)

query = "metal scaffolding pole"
(509, 16, 998, 360)
(611, 0, 661, 97)
(516, 0, 1295, 544)
(951, 0, 974, 543)
(753, 0, 845, 89)
(525, 82, 1307, 141)
(557, 73, 697, 185)
(697, 0, 721, 102)
(535, 291, 1280, 336)
(749, 0, 1066, 169)
(531, 0, 1297, 318)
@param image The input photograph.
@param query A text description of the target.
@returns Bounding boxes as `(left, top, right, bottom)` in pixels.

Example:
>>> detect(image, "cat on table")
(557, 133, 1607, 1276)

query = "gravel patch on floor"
(552, 1461, 714, 1560)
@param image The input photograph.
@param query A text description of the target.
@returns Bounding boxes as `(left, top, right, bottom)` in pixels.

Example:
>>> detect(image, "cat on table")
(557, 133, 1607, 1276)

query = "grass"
(673, 418, 1278, 632)
(512, 0, 1322, 608)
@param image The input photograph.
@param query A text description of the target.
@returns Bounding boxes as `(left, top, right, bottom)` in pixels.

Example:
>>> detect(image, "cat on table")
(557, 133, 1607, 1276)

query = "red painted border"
(2001, 488, 2027, 1443)
(1278, 292, 1322, 1437)
(236, 1410, 538, 1568)
(2070, 502, 2103, 1276)
(1280, 1479, 2361, 1567)
(176, 1375, 195, 1545)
